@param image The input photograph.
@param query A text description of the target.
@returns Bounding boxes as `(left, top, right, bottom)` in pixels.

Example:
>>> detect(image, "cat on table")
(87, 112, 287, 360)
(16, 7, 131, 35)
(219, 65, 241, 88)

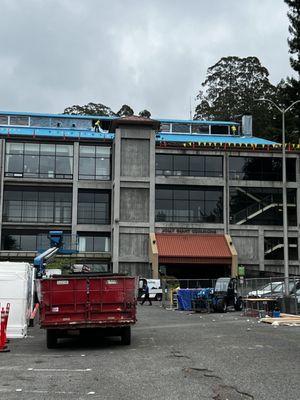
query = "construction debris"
(260, 313, 300, 326)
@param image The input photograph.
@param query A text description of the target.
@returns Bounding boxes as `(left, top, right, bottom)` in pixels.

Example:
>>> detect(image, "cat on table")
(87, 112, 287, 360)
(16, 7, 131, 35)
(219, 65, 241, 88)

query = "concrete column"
(112, 129, 121, 273)
(0, 139, 5, 245)
(223, 152, 229, 234)
(71, 142, 79, 246)
(149, 129, 156, 233)
(296, 156, 300, 267)
(258, 227, 265, 273)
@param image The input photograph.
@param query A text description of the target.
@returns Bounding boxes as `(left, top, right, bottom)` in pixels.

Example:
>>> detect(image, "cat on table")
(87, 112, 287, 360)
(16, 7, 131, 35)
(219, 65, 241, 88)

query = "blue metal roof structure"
(157, 133, 277, 146)
(0, 126, 114, 140)
(0, 109, 278, 145)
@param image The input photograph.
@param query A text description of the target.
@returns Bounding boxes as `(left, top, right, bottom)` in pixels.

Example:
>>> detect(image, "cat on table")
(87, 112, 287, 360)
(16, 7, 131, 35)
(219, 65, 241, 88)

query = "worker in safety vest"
(94, 120, 101, 132)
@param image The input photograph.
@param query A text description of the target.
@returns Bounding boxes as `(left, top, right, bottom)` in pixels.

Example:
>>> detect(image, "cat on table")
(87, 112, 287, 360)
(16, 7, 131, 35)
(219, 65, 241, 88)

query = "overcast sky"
(0, 0, 293, 119)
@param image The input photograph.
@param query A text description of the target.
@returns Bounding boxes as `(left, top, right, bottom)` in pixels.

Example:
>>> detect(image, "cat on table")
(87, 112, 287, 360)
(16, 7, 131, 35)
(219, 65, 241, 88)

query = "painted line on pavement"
(27, 367, 91, 372)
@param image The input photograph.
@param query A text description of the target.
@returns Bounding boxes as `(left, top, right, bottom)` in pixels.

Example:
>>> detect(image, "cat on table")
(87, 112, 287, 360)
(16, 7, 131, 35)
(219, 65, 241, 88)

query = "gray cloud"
(0, 0, 292, 119)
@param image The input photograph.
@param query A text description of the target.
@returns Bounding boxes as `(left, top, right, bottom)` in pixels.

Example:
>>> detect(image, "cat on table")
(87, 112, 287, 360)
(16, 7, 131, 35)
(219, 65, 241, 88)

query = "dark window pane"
(10, 115, 29, 126)
(24, 143, 39, 155)
(173, 155, 189, 176)
(190, 156, 205, 176)
(172, 123, 190, 133)
(40, 156, 55, 178)
(40, 144, 55, 155)
(80, 146, 95, 157)
(55, 156, 72, 175)
(79, 158, 95, 178)
(6, 143, 23, 154)
(205, 156, 223, 177)
(96, 158, 110, 178)
(156, 154, 173, 175)
(173, 189, 188, 200)
(5, 154, 24, 174)
(20, 235, 36, 251)
(24, 155, 39, 176)
(287, 158, 296, 182)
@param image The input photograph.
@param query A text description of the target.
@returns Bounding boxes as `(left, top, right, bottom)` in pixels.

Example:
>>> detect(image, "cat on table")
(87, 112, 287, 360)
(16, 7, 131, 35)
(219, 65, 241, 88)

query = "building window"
(3, 187, 72, 224)
(78, 234, 110, 252)
(172, 123, 190, 133)
(229, 156, 296, 182)
(1, 230, 71, 251)
(77, 190, 110, 224)
(155, 186, 223, 223)
(156, 154, 223, 177)
(10, 115, 29, 126)
(5, 142, 73, 179)
(79, 145, 111, 180)
(191, 124, 210, 134)
(0, 115, 8, 125)
(264, 237, 298, 261)
(230, 187, 297, 226)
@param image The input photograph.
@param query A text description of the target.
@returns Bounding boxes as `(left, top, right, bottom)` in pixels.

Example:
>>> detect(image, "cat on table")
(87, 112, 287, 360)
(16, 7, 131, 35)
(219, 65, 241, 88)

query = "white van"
(139, 278, 163, 301)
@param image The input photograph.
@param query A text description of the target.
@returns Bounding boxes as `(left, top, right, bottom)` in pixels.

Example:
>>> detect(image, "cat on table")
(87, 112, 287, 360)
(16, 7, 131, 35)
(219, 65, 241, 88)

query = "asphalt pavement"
(0, 304, 299, 400)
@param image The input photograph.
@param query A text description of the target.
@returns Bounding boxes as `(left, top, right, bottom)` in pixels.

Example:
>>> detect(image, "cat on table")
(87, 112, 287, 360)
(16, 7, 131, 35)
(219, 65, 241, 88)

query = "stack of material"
(260, 313, 300, 326)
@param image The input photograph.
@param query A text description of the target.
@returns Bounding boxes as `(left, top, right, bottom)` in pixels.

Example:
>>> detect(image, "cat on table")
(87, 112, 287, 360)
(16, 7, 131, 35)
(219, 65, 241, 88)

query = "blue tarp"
(177, 289, 201, 311)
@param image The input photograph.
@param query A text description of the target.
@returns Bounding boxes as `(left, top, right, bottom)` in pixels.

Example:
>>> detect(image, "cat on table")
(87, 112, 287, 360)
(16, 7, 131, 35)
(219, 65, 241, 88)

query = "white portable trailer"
(0, 262, 34, 338)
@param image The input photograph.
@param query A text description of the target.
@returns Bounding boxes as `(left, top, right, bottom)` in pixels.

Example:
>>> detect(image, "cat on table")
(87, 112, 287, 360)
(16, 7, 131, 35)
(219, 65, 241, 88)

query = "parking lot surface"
(1, 304, 299, 400)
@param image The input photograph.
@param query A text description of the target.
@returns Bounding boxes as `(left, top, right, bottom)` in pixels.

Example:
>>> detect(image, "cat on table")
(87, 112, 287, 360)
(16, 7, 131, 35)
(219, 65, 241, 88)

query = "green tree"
(139, 109, 151, 118)
(117, 104, 134, 117)
(278, 0, 300, 142)
(194, 56, 278, 140)
(63, 102, 116, 116)
(285, 0, 300, 75)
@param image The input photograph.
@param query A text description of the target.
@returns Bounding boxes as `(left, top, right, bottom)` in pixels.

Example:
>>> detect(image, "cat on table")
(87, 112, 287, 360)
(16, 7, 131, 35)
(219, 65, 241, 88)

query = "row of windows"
(1, 230, 110, 252)
(1, 185, 298, 226)
(229, 156, 296, 182)
(3, 188, 111, 225)
(5, 143, 111, 181)
(4, 142, 298, 183)
(156, 154, 296, 181)
(0, 115, 92, 130)
(159, 123, 237, 135)
(156, 186, 297, 226)
(156, 154, 223, 177)
(229, 187, 297, 226)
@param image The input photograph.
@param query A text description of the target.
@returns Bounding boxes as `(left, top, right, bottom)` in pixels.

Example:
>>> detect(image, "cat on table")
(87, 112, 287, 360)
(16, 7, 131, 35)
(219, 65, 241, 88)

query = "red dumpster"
(37, 274, 138, 348)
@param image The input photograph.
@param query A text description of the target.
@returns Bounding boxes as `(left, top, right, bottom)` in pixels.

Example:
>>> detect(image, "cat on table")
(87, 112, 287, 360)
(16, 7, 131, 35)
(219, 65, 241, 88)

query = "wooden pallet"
(260, 313, 300, 326)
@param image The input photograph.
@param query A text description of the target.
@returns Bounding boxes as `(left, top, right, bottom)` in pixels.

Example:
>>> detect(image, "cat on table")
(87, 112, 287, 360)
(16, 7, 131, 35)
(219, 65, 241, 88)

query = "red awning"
(155, 234, 232, 264)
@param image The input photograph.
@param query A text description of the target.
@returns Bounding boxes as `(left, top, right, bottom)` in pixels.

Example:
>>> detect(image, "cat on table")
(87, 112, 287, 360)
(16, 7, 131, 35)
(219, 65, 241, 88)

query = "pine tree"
(280, 0, 300, 141)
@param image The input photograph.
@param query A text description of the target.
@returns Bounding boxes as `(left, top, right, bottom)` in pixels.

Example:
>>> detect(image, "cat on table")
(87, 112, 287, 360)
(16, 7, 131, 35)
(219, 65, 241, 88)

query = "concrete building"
(0, 110, 299, 278)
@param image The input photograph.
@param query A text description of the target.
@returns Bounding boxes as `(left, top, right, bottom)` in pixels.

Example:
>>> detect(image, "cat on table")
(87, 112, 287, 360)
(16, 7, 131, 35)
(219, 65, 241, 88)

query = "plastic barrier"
(0, 303, 10, 352)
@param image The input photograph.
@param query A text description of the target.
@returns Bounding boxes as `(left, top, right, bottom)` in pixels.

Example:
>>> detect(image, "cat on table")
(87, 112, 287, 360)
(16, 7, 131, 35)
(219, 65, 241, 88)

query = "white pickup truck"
(139, 278, 163, 301)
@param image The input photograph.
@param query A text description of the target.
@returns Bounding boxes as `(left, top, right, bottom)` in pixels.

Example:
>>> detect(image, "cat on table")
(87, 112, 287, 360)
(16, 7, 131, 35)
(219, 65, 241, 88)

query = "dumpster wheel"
(121, 326, 131, 345)
(46, 330, 58, 349)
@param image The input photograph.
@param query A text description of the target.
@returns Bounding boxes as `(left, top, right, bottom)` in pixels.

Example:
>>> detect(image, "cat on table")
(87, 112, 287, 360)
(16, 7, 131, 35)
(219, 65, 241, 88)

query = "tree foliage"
(139, 109, 151, 118)
(116, 104, 134, 117)
(285, 0, 300, 75)
(63, 102, 116, 116)
(194, 56, 278, 139)
(280, 0, 300, 142)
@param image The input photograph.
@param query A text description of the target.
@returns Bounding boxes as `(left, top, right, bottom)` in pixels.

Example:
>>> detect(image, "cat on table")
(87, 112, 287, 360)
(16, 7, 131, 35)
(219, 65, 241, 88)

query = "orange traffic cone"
(0, 303, 10, 353)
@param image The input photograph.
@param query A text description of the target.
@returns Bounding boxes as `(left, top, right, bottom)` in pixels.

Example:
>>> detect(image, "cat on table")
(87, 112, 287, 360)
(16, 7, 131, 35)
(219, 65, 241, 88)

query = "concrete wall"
(120, 188, 149, 222)
(121, 139, 150, 177)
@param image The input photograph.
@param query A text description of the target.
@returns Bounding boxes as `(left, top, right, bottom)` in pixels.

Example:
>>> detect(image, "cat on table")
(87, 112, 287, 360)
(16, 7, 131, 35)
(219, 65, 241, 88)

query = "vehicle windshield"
(215, 278, 230, 292)
(273, 282, 296, 293)
(257, 282, 281, 292)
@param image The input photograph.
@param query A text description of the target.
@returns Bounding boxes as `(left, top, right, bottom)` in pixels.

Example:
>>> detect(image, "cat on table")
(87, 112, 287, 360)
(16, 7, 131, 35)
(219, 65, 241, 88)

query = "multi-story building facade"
(0, 110, 299, 278)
